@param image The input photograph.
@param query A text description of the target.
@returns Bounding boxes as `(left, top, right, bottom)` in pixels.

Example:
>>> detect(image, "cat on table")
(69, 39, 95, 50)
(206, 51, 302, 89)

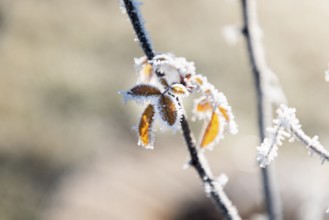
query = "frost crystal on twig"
(257, 105, 329, 167)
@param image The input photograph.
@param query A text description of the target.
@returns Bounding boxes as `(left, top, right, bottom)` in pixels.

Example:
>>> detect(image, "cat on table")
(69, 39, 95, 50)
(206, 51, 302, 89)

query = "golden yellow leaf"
(142, 63, 153, 78)
(130, 84, 161, 96)
(138, 104, 155, 147)
(196, 100, 212, 112)
(194, 76, 203, 85)
(201, 112, 219, 148)
(170, 84, 188, 96)
(158, 95, 177, 126)
(219, 106, 229, 121)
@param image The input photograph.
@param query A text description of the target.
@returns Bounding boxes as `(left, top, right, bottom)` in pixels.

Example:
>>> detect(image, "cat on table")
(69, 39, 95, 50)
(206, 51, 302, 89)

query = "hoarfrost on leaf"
(121, 52, 238, 149)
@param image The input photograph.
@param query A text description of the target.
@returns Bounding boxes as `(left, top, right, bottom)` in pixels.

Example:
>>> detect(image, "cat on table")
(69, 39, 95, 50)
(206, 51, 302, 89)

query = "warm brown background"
(0, 0, 329, 219)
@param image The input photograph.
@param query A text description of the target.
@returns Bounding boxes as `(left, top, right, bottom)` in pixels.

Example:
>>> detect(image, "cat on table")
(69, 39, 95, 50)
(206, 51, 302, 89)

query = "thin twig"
(122, 0, 240, 219)
(240, 0, 282, 219)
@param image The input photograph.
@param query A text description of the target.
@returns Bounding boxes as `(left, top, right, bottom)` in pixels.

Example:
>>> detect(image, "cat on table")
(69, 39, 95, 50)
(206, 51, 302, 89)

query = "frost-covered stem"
(181, 116, 240, 220)
(240, 0, 282, 219)
(122, 0, 155, 60)
(123, 1, 240, 219)
(290, 126, 329, 162)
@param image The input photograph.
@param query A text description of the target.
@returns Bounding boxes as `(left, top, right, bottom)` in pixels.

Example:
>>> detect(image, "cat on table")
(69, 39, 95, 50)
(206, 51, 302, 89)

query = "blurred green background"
(0, 0, 329, 219)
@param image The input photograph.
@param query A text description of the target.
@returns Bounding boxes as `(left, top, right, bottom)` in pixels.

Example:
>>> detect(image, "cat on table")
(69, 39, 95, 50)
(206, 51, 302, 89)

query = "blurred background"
(0, 0, 329, 219)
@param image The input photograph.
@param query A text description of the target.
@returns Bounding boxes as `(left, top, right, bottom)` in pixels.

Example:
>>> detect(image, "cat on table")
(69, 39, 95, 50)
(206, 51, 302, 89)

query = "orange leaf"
(219, 106, 229, 121)
(196, 99, 212, 112)
(200, 112, 220, 148)
(129, 84, 161, 97)
(158, 95, 177, 126)
(138, 104, 155, 148)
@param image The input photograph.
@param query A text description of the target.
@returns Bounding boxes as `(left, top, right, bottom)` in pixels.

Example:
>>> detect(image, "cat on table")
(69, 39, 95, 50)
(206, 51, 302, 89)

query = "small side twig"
(240, 0, 282, 219)
(122, 0, 240, 219)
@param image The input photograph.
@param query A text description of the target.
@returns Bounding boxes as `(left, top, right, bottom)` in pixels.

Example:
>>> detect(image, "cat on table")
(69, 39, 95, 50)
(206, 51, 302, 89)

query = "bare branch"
(240, 0, 282, 219)
(121, 1, 241, 219)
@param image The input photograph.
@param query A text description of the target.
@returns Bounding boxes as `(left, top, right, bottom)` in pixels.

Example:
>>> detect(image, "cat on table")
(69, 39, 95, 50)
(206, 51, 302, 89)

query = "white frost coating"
(203, 182, 212, 196)
(212, 180, 242, 220)
(150, 53, 196, 85)
(216, 173, 229, 187)
(222, 25, 241, 45)
(118, 0, 126, 14)
(257, 105, 329, 167)
(198, 152, 214, 178)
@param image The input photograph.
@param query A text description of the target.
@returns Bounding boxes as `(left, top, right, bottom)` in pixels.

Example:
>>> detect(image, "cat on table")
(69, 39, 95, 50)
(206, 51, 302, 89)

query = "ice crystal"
(216, 174, 229, 187)
(257, 105, 329, 167)
(118, 0, 127, 14)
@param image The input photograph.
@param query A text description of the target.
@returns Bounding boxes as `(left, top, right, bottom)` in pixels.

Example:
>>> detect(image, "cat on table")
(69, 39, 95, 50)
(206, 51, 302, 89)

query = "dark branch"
(122, 0, 154, 60)
(240, 1, 282, 220)
(180, 116, 239, 220)
(122, 1, 240, 219)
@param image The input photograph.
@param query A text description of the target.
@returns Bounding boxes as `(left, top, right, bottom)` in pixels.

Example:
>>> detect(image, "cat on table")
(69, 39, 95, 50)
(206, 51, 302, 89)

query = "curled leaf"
(129, 84, 161, 97)
(138, 104, 155, 149)
(158, 95, 177, 126)
(201, 112, 220, 148)
(170, 84, 189, 97)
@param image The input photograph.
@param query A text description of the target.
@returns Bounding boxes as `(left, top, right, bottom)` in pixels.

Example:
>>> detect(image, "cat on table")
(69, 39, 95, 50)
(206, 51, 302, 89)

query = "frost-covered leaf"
(138, 104, 155, 149)
(121, 84, 161, 104)
(201, 112, 220, 148)
(170, 84, 189, 97)
(157, 95, 178, 126)
(130, 84, 161, 96)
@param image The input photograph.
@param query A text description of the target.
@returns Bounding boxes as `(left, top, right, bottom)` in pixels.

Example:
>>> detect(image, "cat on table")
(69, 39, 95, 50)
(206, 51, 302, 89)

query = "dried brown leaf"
(158, 95, 177, 126)
(129, 84, 161, 97)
